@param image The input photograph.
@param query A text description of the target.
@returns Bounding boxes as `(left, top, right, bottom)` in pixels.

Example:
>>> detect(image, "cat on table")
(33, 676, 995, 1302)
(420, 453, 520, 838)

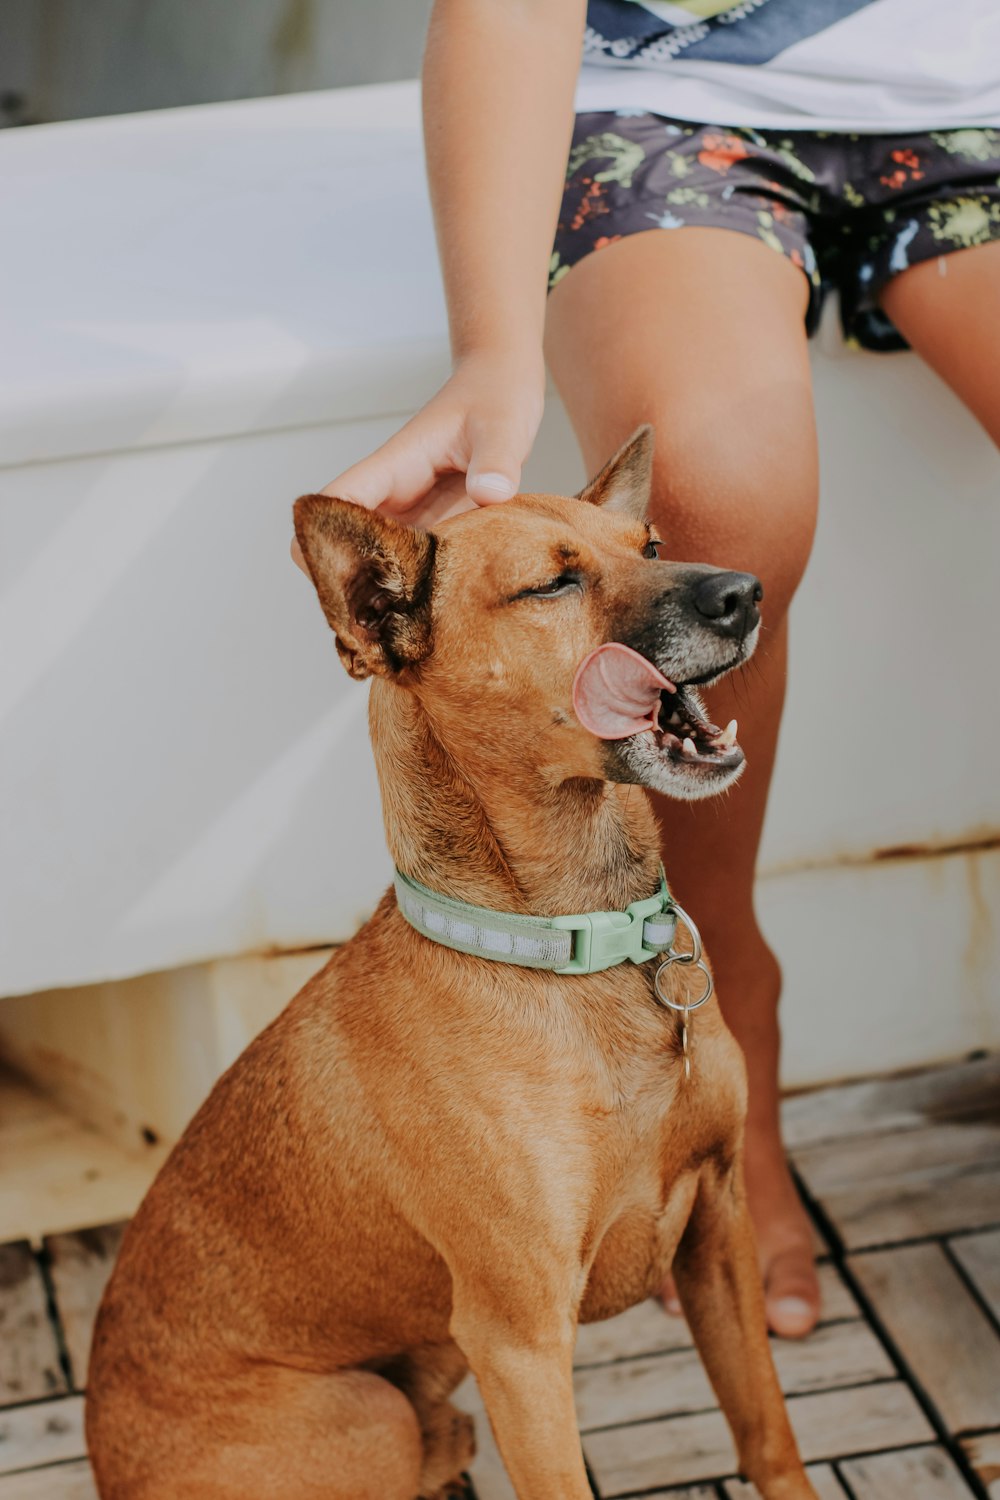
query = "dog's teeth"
(717, 718, 737, 748)
(668, 710, 682, 726)
(682, 737, 697, 759)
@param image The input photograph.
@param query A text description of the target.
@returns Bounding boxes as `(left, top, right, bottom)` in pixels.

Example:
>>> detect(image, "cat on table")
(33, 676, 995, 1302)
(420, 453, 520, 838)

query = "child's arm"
(313, 0, 586, 528)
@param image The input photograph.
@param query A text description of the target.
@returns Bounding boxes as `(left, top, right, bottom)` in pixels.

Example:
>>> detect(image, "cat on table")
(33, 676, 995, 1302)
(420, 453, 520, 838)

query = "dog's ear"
(293, 496, 437, 680)
(577, 425, 653, 520)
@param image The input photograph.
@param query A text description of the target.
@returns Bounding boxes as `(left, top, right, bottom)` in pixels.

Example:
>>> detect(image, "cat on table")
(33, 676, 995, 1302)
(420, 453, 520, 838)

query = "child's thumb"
(466, 438, 521, 505)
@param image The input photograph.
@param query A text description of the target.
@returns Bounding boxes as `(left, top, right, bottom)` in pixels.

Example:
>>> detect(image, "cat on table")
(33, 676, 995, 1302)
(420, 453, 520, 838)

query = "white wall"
(0, 0, 432, 125)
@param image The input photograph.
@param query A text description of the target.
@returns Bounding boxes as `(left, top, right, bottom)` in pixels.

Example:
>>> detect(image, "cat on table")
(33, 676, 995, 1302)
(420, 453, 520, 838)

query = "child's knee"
(650, 444, 817, 622)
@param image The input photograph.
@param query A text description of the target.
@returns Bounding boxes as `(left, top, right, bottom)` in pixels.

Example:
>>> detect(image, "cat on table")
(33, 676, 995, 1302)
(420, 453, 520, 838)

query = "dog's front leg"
(451, 1285, 591, 1500)
(672, 1157, 819, 1500)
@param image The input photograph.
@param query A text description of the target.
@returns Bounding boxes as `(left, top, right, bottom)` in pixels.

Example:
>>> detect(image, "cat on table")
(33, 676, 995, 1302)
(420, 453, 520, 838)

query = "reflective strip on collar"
(393, 869, 677, 975)
(642, 915, 678, 949)
(397, 881, 573, 967)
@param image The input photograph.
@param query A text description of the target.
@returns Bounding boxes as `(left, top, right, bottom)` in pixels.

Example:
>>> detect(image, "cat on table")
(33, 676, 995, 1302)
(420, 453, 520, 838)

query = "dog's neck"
(370, 681, 663, 918)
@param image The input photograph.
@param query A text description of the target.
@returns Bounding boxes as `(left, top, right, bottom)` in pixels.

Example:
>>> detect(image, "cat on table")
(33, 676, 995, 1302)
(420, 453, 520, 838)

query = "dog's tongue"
(573, 643, 675, 740)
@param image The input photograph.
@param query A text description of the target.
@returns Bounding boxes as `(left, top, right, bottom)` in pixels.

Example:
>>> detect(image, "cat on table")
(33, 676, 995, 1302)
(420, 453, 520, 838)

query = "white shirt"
(575, 0, 1000, 132)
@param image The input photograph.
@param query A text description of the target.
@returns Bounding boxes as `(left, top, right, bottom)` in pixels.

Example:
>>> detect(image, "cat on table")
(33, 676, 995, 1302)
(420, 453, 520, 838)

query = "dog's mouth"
(653, 681, 742, 776)
(572, 640, 749, 797)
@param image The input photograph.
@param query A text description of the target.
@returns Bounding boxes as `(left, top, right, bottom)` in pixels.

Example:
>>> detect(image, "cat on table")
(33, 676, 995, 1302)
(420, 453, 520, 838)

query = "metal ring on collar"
(653, 956, 714, 1014)
(661, 899, 704, 966)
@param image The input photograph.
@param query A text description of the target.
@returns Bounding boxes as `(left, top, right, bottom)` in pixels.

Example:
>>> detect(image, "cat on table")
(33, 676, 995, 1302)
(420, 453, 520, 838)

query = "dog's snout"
(691, 571, 763, 640)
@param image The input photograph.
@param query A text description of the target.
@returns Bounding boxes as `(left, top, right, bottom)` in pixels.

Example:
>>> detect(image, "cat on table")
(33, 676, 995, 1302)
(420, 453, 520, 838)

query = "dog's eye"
(643, 539, 663, 560)
(515, 572, 583, 600)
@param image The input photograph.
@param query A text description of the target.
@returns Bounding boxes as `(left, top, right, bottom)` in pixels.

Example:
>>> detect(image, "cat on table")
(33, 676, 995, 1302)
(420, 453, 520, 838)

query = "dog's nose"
(691, 571, 763, 640)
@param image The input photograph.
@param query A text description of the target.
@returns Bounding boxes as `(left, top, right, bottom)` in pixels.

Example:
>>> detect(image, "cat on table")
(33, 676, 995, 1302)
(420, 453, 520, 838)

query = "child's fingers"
(466, 466, 519, 503)
(290, 536, 309, 575)
(465, 416, 528, 504)
(310, 372, 541, 522)
(319, 425, 440, 512)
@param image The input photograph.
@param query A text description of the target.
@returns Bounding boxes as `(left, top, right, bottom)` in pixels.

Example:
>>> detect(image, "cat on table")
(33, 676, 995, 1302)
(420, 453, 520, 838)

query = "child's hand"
(291, 351, 545, 573)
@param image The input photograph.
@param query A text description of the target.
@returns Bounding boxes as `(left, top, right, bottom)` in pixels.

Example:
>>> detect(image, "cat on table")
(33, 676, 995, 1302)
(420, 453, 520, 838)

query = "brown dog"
(86, 428, 818, 1500)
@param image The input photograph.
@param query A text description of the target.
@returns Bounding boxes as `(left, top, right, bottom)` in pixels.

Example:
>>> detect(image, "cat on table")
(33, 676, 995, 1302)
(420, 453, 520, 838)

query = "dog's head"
(294, 427, 760, 801)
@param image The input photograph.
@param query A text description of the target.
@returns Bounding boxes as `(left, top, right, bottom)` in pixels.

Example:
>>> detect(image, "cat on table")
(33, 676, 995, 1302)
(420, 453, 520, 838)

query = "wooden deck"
(2, 1053, 998, 1499)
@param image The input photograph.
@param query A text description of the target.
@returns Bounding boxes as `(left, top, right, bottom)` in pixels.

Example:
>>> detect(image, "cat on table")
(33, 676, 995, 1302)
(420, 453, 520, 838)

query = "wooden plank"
(838, 1445, 974, 1498)
(950, 1228, 1000, 1325)
(584, 1381, 932, 1495)
(575, 1346, 712, 1434)
(850, 1243, 1000, 1432)
(769, 1318, 892, 1397)
(813, 1261, 863, 1322)
(782, 1055, 1000, 1151)
(725, 1465, 846, 1499)
(793, 1121, 1000, 1198)
(0, 1397, 86, 1476)
(0, 1460, 97, 1500)
(0, 1241, 66, 1405)
(573, 1264, 857, 1369)
(44, 1224, 126, 1389)
(816, 1165, 1000, 1250)
(791, 1106, 1000, 1249)
(575, 1295, 692, 1366)
(961, 1430, 1000, 1499)
(574, 1320, 893, 1433)
(0, 1067, 165, 1245)
(631, 1490, 717, 1499)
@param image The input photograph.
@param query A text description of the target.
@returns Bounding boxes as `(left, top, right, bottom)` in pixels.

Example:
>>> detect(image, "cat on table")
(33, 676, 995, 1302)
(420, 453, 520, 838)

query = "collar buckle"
(552, 889, 676, 975)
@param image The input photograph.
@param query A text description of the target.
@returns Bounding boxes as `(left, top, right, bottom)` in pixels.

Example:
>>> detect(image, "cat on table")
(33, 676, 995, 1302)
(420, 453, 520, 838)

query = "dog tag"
(652, 957, 713, 1081)
(650, 897, 714, 1082)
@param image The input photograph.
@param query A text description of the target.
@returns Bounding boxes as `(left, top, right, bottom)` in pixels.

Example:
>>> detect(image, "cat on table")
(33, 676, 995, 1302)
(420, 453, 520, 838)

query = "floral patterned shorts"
(550, 114, 1000, 351)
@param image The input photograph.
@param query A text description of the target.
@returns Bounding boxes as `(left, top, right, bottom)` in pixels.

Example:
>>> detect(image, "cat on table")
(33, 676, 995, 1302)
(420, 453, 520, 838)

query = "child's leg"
(545, 227, 820, 1338)
(880, 241, 1000, 444)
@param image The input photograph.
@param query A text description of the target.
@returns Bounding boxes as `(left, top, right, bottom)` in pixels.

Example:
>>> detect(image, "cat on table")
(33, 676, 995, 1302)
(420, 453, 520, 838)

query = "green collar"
(393, 867, 678, 975)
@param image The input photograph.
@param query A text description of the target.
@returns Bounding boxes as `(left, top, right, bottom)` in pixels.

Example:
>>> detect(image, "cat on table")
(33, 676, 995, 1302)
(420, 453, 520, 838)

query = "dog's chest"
(578, 1068, 717, 1324)
(576, 1095, 719, 1326)
(571, 994, 743, 1325)
(579, 1190, 696, 1323)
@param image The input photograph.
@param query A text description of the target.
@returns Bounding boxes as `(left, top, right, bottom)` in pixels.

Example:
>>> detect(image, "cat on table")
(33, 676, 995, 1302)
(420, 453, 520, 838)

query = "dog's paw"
(418, 1405, 476, 1499)
(420, 1479, 474, 1500)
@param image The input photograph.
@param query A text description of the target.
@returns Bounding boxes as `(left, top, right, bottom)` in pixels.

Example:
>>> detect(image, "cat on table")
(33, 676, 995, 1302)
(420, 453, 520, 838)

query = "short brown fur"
(87, 431, 818, 1499)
